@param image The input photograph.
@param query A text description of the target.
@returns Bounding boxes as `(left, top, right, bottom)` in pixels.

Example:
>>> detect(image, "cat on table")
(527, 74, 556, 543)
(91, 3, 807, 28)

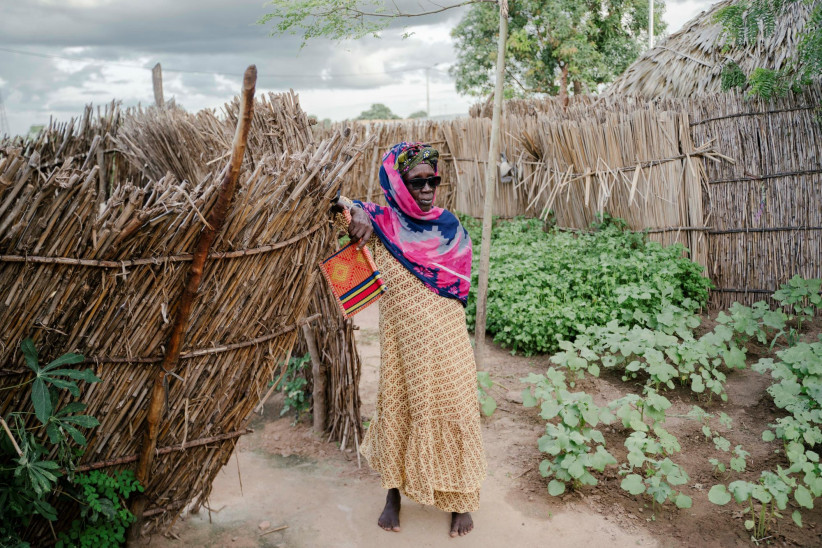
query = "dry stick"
(0, 416, 22, 457)
(75, 429, 252, 472)
(303, 322, 326, 433)
(127, 65, 257, 543)
(474, 0, 509, 367)
(259, 525, 288, 537)
(0, 222, 324, 268)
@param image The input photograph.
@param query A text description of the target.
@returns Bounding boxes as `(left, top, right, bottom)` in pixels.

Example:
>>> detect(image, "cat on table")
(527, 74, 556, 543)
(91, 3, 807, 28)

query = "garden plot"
(470, 217, 822, 546)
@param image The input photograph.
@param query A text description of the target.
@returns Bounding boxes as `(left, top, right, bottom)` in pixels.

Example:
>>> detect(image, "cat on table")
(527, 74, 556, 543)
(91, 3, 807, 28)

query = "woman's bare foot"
(449, 512, 473, 537)
(378, 488, 401, 532)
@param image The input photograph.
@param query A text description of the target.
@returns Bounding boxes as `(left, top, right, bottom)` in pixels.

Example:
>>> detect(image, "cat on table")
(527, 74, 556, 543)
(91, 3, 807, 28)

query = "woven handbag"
(319, 242, 386, 318)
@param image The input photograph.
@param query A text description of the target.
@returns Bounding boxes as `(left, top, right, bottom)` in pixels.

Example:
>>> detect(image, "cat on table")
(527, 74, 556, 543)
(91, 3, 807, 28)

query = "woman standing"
(332, 142, 486, 537)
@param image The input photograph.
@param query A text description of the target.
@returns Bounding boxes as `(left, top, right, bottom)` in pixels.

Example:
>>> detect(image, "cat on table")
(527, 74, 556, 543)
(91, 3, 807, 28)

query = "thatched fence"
(686, 85, 822, 307)
(0, 87, 369, 540)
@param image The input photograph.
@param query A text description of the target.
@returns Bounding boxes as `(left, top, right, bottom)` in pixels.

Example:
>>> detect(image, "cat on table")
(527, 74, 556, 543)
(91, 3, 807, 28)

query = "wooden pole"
(152, 63, 165, 108)
(127, 65, 257, 543)
(473, 1, 508, 367)
(303, 323, 327, 433)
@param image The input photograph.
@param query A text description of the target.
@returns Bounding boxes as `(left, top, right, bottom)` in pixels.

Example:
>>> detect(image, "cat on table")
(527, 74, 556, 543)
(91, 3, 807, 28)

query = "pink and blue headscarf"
(353, 142, 472, 304)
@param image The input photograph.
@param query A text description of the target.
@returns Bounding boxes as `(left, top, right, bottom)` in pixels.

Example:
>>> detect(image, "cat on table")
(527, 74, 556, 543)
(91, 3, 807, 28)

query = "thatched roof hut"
(606, 0, 815, 98)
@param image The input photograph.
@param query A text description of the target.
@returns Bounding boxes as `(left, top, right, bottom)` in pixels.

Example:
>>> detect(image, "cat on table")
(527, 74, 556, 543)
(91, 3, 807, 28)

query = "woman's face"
(403, 163, 437, 212)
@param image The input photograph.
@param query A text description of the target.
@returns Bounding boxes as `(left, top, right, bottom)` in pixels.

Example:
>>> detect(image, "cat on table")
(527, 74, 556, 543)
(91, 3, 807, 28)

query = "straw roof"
(606, 0, 816, 98)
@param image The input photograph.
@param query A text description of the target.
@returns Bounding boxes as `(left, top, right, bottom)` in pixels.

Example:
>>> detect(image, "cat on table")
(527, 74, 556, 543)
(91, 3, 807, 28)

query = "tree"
(450, 0, 667, 99)
(716, 0, 822, 100)
(408, 110, 428, 119)
(357, 103, 401, 120)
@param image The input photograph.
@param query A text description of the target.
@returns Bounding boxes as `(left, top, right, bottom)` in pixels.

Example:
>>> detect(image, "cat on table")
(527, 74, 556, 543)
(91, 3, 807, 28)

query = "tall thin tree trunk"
(474, 0, 508, 367)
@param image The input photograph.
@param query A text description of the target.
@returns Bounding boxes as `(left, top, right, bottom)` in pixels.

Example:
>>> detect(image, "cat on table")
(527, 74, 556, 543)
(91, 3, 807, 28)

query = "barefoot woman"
(332, 142, 486, 537)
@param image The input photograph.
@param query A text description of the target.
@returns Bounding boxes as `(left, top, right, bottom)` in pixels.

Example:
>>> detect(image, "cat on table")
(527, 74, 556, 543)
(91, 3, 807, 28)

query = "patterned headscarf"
(394, 143, 439, 176)
(353, 142, 472, 304)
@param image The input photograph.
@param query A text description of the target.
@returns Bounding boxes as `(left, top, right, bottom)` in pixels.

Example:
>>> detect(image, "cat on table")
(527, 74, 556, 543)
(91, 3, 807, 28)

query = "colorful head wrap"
(394, 143, 439, 176)
(353, 142, 472, 304)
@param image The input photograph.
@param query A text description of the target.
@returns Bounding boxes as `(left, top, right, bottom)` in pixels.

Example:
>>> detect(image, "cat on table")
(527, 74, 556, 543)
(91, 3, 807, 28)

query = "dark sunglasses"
(405, 176, 442, 191)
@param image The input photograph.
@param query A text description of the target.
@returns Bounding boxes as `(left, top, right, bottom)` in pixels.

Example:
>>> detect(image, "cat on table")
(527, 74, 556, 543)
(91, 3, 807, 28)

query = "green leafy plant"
(56, 470, 144, 548)
(1, 339, 103, 547)
(278, 353, 312, 422)
(619, 427, 693, 512)
(710, 332, 822, 537)
(20, 338, 100, 425)
(709, 470, 800, 541)
(477, 371, 497, 417)
(551, 305, 744, 401)
(463, 216, 711, 356)
(773, 275, 822, 335)
(754, 337, 822, 448)
(523, 368, 616, 496)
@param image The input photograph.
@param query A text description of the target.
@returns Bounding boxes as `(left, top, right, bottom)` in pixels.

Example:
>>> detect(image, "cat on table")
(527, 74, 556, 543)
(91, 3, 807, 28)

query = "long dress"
(335, 210, 487, 513)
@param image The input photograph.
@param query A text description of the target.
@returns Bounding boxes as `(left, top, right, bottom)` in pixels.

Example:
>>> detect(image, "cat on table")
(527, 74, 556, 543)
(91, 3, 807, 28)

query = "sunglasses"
(405, 176, 442, 191)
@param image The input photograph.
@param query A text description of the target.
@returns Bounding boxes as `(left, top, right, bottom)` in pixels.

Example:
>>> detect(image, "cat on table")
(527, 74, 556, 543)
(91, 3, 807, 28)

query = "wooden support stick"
(303, 323, 326, 433)
(474, 1, 508, 367)
(128, 65, 257, 543)
(152, 63, 164, 108)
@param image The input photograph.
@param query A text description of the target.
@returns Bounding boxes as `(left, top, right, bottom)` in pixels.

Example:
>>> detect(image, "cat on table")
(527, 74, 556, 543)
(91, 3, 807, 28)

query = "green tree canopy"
(450, 0, 667, 97)
(408, 110, 428, 119)
(357, 103, 401, 120)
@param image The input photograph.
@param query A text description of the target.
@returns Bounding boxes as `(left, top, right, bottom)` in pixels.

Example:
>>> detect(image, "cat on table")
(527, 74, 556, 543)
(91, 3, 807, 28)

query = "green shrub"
(462, 215, 711, 356)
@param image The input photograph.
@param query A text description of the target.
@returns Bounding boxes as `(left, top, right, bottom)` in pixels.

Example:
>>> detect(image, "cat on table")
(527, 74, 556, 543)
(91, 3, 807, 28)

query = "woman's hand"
(348, 206, 373, 250)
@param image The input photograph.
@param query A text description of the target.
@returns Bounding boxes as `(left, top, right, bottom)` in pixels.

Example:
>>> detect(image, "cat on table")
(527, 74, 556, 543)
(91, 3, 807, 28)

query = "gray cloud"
(0, 0, 711, 135)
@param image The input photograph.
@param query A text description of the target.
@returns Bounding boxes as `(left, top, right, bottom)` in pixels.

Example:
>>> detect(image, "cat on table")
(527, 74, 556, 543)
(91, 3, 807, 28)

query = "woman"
(332, 142, 486, 537)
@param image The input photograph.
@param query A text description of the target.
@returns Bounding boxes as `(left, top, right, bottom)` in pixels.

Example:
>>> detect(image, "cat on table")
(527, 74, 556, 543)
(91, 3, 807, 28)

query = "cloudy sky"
(0, 0, 714, 136)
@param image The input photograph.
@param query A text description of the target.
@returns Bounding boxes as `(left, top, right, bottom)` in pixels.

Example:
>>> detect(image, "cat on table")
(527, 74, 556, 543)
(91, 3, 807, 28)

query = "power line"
(0, 46, 453, 80)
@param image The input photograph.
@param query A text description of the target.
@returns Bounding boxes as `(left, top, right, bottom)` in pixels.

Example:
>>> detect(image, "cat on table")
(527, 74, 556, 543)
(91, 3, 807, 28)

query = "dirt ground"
(147, 307, 822, 548)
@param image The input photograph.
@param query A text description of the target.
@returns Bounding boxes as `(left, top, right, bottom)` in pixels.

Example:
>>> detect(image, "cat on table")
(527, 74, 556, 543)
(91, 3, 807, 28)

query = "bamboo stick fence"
(0, 86, 369, 541)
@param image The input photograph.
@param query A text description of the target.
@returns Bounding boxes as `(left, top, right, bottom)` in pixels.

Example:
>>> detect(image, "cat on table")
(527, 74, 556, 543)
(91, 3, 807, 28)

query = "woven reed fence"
(684, 85, 822, 307)
(0, 88, 369, 540)
(442, 104, 716, 268)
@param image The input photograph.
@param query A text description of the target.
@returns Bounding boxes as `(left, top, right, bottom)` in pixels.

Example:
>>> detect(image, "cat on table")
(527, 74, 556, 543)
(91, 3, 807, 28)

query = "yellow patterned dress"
(335, 206, 487, 513)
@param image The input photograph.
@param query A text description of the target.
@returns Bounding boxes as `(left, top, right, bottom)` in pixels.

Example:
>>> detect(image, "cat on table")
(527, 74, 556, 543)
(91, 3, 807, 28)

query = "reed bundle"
(0, 86, 368, 539)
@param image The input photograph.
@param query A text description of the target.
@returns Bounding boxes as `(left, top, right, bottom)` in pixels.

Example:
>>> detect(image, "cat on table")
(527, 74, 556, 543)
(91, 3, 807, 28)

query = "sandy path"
(149, 305, 657, 548)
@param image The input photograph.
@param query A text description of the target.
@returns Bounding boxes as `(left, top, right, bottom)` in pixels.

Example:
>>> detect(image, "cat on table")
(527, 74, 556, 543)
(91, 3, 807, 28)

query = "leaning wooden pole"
(474, 1, 508, 366)
(127, 65, 257, 542)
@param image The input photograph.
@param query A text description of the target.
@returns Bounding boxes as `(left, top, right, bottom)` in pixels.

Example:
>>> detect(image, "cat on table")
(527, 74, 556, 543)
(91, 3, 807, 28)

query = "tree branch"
(341, 0, 495, 18)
